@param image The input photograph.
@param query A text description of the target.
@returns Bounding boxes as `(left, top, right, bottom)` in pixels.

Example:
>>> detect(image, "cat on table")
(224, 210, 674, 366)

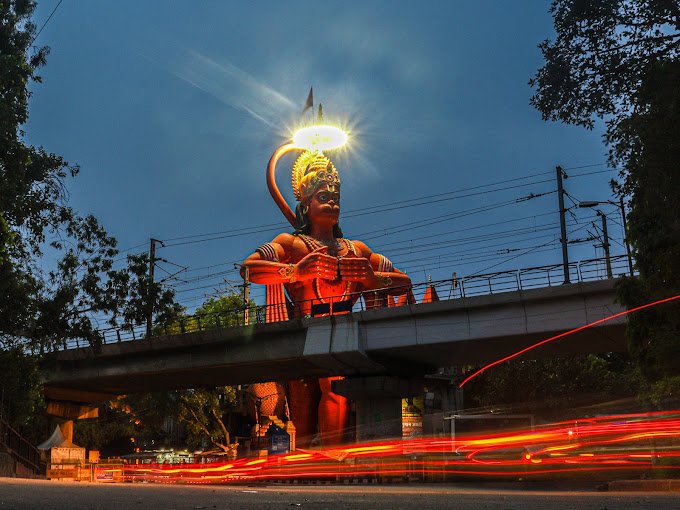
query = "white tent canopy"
(37, 425, 80, 450)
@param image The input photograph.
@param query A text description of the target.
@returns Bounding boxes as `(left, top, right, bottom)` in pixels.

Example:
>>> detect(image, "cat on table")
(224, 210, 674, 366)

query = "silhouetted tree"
(531, 1, 680, 403)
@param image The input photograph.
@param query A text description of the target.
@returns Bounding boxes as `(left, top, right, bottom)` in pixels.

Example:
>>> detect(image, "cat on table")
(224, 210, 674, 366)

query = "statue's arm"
(241, 236, 291, 285)
(241, 233, 338, 284)
(347, 240, 412, 293)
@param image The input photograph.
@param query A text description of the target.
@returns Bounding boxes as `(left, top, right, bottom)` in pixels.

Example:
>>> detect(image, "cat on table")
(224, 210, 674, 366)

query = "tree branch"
(211, 407, 230, 446)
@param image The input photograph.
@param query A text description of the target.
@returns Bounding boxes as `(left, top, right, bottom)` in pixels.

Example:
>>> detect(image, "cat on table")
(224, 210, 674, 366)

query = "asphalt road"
(0, 478, 679, 510)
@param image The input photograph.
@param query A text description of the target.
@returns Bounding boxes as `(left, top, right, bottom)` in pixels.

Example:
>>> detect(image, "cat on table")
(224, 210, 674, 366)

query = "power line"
(395, 235, 561, 269)
(466, 222, 594, 277)
(159, 170, 555, 244)
(401, 244, 561, 275)
(370, 210, 558, 249)
(385, 223, 560, 257)
(562, 163, 609, 171)
(342, 175, 556, 218)
(358, 197, 527, 241)
(157, 166, 612, 248)
(32, 0, 63, 43)
(160, 209, 603, 293)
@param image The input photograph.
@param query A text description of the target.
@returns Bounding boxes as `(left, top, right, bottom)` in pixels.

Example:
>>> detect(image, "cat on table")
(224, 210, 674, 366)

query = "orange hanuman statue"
(242, 149, 411, 445)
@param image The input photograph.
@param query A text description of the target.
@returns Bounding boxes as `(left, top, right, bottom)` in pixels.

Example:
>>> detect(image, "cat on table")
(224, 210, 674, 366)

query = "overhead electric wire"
(158, 169, 556, 244)
(390, 230, 565, 270)
(562, 162, 610, 171)
(401, 245, 562, 275)
(398, 244, 561, 275)
(380, 223, 560, 256)
(97, 163, 617, 315)
(168, 229, 562, 295)
(466, 221, 595, 277)
(157, 165, 614, 248)
(162, 212, 601, 292)
(391, 230, 562, 266)
(32, 0, 63, 42)
(370, 210, 560, 250)
(342, 178, 556, 218)
(357, 193, 550, 241)
(165, 214, 577, 289)
(167, 268, 239, 288)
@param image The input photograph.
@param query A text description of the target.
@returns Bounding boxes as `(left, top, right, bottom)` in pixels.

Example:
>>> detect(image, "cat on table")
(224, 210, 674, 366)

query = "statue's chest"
(315, 276, 347, 296)
(292, 235, 358, 302)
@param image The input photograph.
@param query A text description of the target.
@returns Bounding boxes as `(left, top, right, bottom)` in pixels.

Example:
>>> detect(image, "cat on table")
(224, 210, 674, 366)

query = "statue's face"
(307, 184, 340, 225)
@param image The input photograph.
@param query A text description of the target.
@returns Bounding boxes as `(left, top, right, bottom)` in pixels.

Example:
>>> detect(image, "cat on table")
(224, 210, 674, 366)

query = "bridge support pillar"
(46, 401, 99, 444)
(57, 420, 74, 444)
(332, 376, 423, 441)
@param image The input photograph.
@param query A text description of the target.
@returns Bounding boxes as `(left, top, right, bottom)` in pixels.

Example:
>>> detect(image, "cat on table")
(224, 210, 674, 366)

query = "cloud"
(138, 40, 296, 129)
(324, 8, 436, 87)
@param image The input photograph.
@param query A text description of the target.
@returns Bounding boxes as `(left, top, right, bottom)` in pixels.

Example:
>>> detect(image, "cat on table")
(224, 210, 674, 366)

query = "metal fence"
(0, 416, 44, 475)
(59, 255, 631, 351)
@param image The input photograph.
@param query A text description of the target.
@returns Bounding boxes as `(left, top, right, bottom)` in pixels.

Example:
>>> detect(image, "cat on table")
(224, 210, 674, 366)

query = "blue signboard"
(268, 425, 290, 454)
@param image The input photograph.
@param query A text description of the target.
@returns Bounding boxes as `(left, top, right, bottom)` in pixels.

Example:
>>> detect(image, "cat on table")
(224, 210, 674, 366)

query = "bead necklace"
(297, 234, 357, 303)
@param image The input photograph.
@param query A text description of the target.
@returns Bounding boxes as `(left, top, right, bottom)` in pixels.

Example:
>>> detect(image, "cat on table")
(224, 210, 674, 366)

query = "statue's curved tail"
(267, 142, 302, 227)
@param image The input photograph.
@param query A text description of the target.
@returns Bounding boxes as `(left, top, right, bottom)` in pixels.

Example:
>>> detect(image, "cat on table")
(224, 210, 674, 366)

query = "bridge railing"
(60, 255, 632, 351)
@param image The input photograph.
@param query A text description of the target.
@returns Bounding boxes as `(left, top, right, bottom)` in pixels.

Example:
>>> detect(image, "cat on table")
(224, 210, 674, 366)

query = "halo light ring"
(293, 125, 348, 151)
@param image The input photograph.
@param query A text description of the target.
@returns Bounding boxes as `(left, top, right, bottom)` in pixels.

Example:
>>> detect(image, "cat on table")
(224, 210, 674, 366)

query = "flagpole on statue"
(302, 87, 313, 122)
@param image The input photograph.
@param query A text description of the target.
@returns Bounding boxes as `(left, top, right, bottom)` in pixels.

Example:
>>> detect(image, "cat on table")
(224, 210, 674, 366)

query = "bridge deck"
(41, 279, 626, 404)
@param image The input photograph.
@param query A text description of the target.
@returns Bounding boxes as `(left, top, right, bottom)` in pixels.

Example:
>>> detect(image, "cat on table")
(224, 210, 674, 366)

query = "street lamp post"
(578, 199, 634, 276)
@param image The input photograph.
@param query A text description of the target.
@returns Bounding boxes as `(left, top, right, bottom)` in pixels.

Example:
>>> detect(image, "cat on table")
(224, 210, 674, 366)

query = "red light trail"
(458, 293, 680, 388)
(120, 410, 680, 484)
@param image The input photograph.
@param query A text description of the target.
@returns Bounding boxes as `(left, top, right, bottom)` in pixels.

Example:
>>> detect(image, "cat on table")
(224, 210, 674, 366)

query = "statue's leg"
(287, 379, 320, 448)
(318, 376, 349, 446)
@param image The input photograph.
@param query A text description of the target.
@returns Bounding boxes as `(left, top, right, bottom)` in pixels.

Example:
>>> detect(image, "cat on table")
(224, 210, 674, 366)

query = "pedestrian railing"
(0, 416, 44, 475)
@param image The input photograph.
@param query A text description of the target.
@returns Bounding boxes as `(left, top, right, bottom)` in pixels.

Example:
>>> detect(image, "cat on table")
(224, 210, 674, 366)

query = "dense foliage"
(530, 0, 680, 130)
(0, 1, 185, 445)
(0, 1, 181, 354)
(76, 294, 251, 455)
(614, 60, 680, 398)
(464, 354, 641, 419)
(0, 346, 46, 442)
(531, 0, 680, 402)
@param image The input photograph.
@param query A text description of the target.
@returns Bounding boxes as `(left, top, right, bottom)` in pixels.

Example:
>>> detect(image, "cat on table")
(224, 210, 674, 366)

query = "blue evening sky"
(27, 1, 623, 310)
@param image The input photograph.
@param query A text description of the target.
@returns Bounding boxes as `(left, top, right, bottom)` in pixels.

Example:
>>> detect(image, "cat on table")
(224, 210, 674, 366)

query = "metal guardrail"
(59, 255, 631, 351)
(0, 416, 44, 475)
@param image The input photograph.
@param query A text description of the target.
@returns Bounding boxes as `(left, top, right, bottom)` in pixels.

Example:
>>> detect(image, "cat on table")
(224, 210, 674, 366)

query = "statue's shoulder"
(271, 232, 296, 247)
(348, 239, 371, 256)
(274, 233, 314, 255)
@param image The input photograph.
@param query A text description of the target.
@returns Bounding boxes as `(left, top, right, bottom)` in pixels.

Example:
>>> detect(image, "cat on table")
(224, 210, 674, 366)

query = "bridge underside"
(42, 279, 627, 405)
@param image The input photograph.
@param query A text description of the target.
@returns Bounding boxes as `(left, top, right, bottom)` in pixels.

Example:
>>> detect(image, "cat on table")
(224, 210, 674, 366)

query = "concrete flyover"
(41, 278, 626, 405)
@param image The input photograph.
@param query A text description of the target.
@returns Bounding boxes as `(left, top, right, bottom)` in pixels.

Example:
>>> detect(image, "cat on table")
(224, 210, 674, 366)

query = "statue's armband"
(256, 242, 280, 262)
(376, 254, 394, 273)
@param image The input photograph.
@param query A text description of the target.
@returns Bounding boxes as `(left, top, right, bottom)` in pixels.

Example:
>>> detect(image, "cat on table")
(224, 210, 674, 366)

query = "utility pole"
(234, 264, 250, 326)
(597, 211, 613, 279)
(619, 196, 634, 276)
(147, 238, 163, 338)
(242, 266, 250, 326)
(579, 197, 634, 276)
(556, 166, 570, 284)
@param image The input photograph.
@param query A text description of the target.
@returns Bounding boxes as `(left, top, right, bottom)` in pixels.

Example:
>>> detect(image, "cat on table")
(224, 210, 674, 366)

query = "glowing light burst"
(292, 125, 348, 151)
(459, 293, 680, 388)
(122, 410, 680, 484)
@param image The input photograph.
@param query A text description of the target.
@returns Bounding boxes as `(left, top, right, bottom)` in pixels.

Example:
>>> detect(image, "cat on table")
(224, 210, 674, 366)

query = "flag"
(302, 87, 313, 115)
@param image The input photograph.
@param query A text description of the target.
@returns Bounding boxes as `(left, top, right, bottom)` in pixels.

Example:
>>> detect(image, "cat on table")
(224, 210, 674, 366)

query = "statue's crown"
(291, 151, 340, 202)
